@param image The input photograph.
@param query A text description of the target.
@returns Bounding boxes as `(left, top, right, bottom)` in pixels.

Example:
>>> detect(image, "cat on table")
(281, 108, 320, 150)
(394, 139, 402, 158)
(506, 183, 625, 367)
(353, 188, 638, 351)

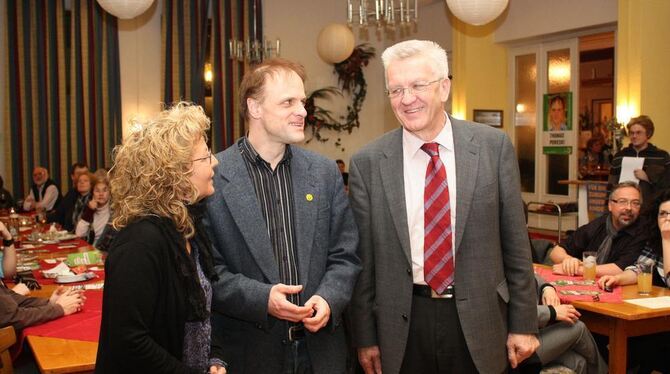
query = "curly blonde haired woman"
(96, 103, 225, 374)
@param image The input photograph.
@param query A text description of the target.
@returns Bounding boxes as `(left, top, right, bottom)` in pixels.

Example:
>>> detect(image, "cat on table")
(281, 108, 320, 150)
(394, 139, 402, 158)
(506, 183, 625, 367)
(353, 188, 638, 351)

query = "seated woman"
(75, 176, 111, 246)
(0, 222, 85, 332)
(48, 171, 93, 231)
(96, 102, 225, 373)
(599, 189, 670, 373)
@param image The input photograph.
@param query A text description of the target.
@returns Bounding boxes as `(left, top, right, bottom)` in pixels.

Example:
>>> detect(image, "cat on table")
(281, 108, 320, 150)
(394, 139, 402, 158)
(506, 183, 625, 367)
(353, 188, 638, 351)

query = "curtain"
(162, 0, 209, 106)
(4, 0, 121, 200)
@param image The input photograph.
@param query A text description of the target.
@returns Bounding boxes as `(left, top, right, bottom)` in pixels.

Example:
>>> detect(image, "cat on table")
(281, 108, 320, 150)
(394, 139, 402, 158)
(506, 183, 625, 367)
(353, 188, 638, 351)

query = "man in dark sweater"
(608, 115, 670, 206)
(549, 181, 646, 277)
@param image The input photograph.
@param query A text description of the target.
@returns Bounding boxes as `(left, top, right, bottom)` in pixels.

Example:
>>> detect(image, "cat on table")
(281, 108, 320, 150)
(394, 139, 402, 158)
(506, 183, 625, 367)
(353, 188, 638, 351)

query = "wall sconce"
(347, 0, 418, 30)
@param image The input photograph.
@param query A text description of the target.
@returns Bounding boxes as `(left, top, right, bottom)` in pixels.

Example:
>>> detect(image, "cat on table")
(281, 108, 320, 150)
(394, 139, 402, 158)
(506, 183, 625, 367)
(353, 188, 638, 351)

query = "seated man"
(0, 175, 14, 210)
(23, 167, 61, 212)
(531, 275, 607, 374)
(550, 181, 646, 276)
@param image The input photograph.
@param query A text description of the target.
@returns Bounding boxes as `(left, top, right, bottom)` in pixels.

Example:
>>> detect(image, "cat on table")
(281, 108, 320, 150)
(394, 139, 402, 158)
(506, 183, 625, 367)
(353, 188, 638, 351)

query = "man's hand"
(554, 305, 580, 324)
(358, 345, 382, 374)
(267, 284, 313, 322)
(12, 283, 30, 296)
(506, 333, 539, 369)
(558, 256, 581, 276)
(88, 199, 98, 210)
(541, 286, 561, 306)
(302, 295, 330, 332)
(597, 274, 620, 289)
(634, 169, 649, 183)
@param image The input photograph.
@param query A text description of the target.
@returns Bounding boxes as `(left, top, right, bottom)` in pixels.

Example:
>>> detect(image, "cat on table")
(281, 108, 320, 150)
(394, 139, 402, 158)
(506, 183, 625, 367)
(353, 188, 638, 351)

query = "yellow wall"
(450, 16, 509, 137)
(617, 0, 670, 151)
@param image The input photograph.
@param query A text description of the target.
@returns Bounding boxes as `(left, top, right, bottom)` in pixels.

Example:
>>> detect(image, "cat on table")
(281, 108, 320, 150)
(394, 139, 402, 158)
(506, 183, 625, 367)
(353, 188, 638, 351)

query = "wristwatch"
(2, 237, 14, 247)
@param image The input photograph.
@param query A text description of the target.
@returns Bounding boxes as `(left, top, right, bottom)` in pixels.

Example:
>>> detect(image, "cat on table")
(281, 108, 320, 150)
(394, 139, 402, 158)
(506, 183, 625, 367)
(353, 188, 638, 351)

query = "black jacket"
(96, 216, 222, 373)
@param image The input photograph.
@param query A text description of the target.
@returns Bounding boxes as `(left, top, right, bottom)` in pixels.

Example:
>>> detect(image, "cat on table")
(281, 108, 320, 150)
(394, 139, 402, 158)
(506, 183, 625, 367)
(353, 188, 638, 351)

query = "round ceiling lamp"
(316, 23, 355, 64)
(96, 0, 155, 20)
(445, 0, 509, 26)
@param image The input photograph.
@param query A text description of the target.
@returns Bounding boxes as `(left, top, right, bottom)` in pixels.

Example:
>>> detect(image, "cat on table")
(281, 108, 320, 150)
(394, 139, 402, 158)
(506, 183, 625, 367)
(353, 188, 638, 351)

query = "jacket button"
(406, 268, 411, 275)
(255, 323, 263, 329)
(402, 314, 408, 321)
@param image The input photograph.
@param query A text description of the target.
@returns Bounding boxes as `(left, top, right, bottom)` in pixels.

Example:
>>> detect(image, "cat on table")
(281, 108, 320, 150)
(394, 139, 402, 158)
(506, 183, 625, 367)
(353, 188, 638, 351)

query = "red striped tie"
(421, 142, 454, 294)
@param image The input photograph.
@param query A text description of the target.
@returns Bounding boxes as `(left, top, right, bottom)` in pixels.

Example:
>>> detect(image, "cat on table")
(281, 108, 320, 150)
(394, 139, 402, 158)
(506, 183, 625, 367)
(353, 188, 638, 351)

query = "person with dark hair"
(549, 181, 647, 277)
(598, 188, 670, 373)
(23, 167, 61, 212)
(96, 103, 225, 373)
(48, 171, 93, 231)
(579, 137, 610, 180)
(0, 175, 14, 210)
(608, 115, 670, 206)
(205, 58, 360, 373)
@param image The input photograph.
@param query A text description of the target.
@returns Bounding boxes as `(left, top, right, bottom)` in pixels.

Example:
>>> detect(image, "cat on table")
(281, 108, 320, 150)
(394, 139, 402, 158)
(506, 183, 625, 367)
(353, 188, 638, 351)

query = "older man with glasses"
(549, 181, 647, 277)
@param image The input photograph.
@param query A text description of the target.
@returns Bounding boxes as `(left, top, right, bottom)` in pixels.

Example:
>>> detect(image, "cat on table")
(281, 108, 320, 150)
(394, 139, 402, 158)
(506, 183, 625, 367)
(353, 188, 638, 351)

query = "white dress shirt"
(403, 113, 457, 285)
(23, 184, 59, 211)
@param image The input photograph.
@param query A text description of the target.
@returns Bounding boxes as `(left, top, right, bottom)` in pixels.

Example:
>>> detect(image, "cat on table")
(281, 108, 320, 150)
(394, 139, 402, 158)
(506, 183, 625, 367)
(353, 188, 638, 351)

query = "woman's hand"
(554, 304, 581, 324)
(12, 283, 30, 295)
(87, 199, 98, 210)
(0, 221, 11, 240)
(541, 286, 561, 306)
(52, 288, 86, 315)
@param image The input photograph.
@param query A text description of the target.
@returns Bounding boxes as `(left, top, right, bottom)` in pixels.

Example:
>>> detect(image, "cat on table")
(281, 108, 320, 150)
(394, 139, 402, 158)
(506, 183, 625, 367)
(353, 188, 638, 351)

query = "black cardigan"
(95, 216, 222, 373)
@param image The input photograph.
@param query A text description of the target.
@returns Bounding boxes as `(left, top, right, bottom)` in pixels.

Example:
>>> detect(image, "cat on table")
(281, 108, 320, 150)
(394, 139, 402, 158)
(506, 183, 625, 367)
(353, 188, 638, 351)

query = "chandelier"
(347, 0, 418, 29)
(228, 39, 280, 63)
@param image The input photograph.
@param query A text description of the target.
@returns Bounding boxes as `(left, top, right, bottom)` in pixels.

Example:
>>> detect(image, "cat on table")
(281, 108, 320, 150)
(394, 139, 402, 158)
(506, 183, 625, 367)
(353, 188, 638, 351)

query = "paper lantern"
(445, 0, 509, 26)
(316, 23, 355, 64)
(96, 0, 154, 20)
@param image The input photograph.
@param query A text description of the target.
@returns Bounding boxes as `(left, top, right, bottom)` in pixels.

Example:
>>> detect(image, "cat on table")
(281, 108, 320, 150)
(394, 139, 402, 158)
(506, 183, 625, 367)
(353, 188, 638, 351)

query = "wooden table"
(11, 238, 103, 373)
(25, 285, 99, 374)
(572, 284, 670, 373)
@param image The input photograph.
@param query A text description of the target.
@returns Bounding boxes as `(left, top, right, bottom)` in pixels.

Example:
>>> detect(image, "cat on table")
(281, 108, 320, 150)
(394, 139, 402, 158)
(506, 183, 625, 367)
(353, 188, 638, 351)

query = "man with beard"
(549, 181, 646, 276)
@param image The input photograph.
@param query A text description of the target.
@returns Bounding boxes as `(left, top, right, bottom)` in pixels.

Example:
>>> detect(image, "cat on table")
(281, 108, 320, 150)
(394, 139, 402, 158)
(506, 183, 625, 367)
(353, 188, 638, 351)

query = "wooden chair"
(0, 326, 16, 374)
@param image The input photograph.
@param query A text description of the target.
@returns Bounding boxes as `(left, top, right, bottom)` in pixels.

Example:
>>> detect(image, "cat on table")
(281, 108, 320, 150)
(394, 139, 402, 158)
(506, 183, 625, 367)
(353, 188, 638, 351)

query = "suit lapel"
(451, 118, 480, 252)
(381, 129, 412, 265)
(220, 149, 280, 283)
(289, 148, 317, 287)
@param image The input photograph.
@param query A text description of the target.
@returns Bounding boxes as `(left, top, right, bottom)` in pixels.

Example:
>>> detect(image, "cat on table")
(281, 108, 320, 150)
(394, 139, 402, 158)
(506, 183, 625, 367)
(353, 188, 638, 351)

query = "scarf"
(596, 216, 618, 264)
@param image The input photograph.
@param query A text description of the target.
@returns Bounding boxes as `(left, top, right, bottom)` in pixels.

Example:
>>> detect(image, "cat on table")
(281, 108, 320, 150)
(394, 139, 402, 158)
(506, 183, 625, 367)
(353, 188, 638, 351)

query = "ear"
(440, 78, 451, 102)
(247, 98, 262, 119)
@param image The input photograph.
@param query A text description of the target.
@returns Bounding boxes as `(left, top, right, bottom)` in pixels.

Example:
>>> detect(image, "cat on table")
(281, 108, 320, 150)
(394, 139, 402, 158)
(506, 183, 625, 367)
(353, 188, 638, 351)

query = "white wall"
(495, 0, 617, 43)
(0, 1, 6, 186)
(117, 0, 163, 137)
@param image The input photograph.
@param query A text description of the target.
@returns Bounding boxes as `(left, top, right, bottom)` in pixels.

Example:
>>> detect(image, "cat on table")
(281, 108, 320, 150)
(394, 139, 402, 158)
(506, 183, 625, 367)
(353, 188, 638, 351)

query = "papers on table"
(625, 296, 670, 309)
(619, 157, 645, 183)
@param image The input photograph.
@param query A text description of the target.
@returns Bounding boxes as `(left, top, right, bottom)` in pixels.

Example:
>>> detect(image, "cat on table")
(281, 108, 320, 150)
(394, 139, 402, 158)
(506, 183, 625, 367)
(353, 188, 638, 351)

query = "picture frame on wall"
(473, 109, 503, 128)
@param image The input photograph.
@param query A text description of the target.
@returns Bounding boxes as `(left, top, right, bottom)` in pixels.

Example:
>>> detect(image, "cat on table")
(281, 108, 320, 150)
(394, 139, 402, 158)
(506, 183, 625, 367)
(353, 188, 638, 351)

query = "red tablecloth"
(22, 290, 103, 342)
(535, 266, 623, 303)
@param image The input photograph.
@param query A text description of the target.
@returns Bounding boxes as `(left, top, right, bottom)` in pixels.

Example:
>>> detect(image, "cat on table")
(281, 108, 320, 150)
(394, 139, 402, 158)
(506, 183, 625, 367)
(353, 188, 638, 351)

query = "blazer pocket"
(496, 279, 510, 304)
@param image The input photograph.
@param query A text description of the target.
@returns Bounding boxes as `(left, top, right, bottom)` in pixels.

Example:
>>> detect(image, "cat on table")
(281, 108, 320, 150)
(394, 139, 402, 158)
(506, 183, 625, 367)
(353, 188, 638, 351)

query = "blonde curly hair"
(109, 102, 210, 238)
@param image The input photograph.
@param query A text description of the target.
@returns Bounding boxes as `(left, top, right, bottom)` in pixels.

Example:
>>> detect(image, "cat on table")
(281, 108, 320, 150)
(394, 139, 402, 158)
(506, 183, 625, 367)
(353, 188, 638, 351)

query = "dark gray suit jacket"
(205, 141, 361, 374)
(348, 119, 538, 374)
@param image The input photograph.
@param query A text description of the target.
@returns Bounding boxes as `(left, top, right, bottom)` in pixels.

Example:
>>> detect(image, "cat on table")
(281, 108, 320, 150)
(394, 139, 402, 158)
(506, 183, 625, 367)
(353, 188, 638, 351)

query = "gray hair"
(611, 181, 642, 202)
(381, 40, 449, 87)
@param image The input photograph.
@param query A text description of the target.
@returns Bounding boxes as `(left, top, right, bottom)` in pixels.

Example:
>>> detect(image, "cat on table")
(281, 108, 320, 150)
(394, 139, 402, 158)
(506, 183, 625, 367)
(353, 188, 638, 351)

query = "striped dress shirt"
(238, 137, 301, 306)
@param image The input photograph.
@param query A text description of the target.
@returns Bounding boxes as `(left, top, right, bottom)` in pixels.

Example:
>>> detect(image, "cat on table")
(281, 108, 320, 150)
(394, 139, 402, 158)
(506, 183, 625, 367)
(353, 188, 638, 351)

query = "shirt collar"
(239, 137, 292, 168)
(402, 112, 453, 158)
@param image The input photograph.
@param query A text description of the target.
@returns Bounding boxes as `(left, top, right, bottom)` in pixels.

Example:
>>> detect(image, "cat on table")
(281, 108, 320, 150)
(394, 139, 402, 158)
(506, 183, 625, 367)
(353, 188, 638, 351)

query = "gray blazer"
(204, 141, 361, 374)
(348, 118, 538, 374)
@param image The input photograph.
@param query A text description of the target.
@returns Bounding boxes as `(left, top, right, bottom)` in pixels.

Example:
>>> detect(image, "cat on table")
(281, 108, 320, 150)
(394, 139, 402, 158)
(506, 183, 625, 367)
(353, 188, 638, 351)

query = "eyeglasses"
(192, 149, 212, 164)
(610, 198, 641, 208)
(386, 78, 443, 99)
(659, 210, 670, 219)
